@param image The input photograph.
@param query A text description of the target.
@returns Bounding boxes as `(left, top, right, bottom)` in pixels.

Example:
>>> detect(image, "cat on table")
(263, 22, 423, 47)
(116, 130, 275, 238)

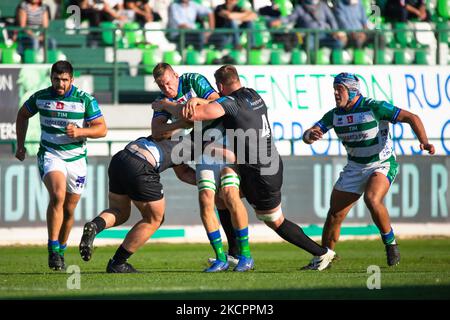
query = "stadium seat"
(270, 46, 289, 64)
(415, 47, 429, 64)
(23, 49, 38, 63)
(394, 48, 414, 64)
(395, 22, 414, 48)
(354, 48, 372, 65)
(249, 49, 264, 65)
(437, 0, 450, 18)
(275, 0, 294, 17)
(185, 47, 205, 65)
(163, 50, 182, 65)
(229, 49, 247, 64)
(123, 22, 144, 48)
(253, 20, 271, 48)
(46, 49, 65, 63)
(142, 47, 160, 73)
(314, 48, 331, 65)
(1, 47, 21, 64)
(290, 48, 307, 64)
(437, 21, 449, 43)
(331, 48, 351, 65)
(101, 21, 121, 46)
(205, 47, 222, 64)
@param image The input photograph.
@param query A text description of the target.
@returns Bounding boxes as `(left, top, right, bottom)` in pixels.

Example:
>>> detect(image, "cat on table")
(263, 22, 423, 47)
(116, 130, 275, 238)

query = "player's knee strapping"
(220, 173, 240, 189)
(256, 208, 283, 222)
(198, 170, 217, 193)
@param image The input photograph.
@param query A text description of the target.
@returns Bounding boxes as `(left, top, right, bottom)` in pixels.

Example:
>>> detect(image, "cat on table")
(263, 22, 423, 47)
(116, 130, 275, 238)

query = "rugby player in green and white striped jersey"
(302, 72, 435, 269)
(151, 63, 240, 270)
(15, 61, 107, 271)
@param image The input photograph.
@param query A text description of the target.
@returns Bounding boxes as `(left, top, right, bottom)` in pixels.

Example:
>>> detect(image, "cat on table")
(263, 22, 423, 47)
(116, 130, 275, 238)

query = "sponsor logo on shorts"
(75, 176, 86, 188)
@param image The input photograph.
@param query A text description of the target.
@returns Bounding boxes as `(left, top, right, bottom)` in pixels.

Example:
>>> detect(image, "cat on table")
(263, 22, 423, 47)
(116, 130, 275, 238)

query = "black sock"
(275, 219, 327, 256)
(92, 216, 106, 233)
(112, 245, 132, 264)
(218, 209, 239, 257)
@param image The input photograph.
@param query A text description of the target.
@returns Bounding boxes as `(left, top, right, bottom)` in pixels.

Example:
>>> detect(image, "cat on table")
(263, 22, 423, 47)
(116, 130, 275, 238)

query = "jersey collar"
(51, 85, 75, 98)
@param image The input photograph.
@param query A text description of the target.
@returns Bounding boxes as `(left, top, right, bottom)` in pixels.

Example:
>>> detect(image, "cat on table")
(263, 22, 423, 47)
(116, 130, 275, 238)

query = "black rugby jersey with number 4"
(215, 87, 279, 167)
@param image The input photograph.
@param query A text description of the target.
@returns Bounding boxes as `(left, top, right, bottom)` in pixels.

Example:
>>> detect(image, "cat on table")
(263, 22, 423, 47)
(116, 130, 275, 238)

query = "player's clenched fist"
(15, 146, 26, 161)
(66, 123, 80, 138)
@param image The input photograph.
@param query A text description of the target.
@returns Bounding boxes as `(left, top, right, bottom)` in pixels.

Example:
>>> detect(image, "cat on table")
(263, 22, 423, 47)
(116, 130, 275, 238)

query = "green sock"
(235, 227, 251, 258)
(207, 230, 227, 262)
(59, 243, 67, 257)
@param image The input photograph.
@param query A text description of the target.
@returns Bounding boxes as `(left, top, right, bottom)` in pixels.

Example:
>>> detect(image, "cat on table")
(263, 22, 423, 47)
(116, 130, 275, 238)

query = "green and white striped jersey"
(25, 85, 103, 162)
(316, 96, 401, 164)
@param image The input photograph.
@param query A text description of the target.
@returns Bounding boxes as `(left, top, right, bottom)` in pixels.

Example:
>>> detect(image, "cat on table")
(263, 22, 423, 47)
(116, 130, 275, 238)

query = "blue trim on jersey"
(350, 95, 363, 112)
(24, 101, 37, 115)
(152, 110, 172, 119)
(203, 89, 216, 99)
(316, 122, 328, 134)
(215, 97, 228, 104)
(85, 113, 103, 122)
(177, 77, 182, 98)
(391, 108, 401, 124)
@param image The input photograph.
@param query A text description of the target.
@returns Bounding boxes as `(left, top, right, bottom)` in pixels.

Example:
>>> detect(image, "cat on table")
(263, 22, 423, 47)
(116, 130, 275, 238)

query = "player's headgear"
(333, 72, 360, 101)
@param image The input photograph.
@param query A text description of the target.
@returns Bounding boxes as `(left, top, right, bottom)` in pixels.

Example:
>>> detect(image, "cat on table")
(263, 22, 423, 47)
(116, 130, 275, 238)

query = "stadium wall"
(0, 156, 449, 244)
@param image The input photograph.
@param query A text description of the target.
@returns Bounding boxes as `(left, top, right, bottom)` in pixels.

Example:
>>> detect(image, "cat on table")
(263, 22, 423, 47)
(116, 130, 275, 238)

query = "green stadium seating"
(205, 47, 221, 64)
(1, 47, 20, 63)
(249, 49, 264, 65)
(229, 49, 246, 64)
(253, 20, 271, 48)
(23, 49, 38, 63)
(354, 48, 371, 65)
(437, 0, 450, 18)
(270, 47, 288, 65)
(101, 21, 121, 46)
(314, 48, 330, 65)
(163, 50, 182, 65)
(290, 48, 307, 64)
(415, 47, 429, 64)
(437, 21, 449, 43)
(331, 48, 352, 64)
(142, 47, 159, 73)
(185, 47, 204, 65)
(395, 22, 414, 48)
(123, 22, 144, 48)
(275, 0, 293, 17)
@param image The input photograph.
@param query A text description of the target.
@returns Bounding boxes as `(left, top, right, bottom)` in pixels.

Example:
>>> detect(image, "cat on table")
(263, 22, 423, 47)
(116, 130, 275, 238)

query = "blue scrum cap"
(333, 72, 360, 100)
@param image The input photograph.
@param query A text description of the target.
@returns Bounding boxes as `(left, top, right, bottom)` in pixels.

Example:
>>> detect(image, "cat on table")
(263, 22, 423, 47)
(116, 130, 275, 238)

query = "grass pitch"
(0, 238, 449, 300)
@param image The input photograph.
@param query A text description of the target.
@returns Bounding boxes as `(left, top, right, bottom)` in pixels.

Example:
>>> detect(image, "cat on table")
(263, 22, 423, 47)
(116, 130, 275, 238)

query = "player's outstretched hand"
(420, 143, 435, 155)
(307, 128, 323, 142)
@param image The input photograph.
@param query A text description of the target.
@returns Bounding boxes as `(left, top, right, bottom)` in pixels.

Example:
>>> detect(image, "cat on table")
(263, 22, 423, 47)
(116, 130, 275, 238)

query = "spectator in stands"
(15, 0, 57, 57)
(258, 0, 299, 51)
(271, 0, 347, 51)
(167, 0, 215, 51)
(69, 0, 127, 27)
(124, 0, 161, 26)
(384, 0, 430, 22)
(332, 0, 373, 49)
(208, 0, 257, 50)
